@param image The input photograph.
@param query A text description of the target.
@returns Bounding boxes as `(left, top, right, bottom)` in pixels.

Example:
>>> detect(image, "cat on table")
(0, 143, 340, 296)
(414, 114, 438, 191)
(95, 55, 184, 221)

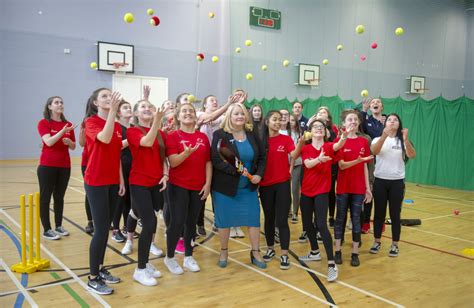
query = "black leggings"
(130, 185, 163, 269)
(81, 166, 92, 221)
(166, 183, 204, 258)
(328, 166, 337, 218)
(84, 184, 118, 276)
(37, 165, 70, 231)
(300, 193, 334, 261)
(259, 181, 291, 250)
(373, 178, 404, 242)
(112, 162, 131, 230)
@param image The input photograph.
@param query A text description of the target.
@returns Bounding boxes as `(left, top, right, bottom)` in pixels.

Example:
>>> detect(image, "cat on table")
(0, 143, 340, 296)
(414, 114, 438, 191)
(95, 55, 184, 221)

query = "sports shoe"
(183, 256, 200, 272)
(298, 231, 308, 243)
(43, 229, 60, 240)
(145, 263, 162, 278)
(262, 249, 276, 262)
(55, 226, 69, 236)
(235, 227, 245, 238)
(197, 225, 206, 237)
(299, 251, 322, 262)
(361, 223, 370, 234)
(88, 275, 113, 295)
(175, 238, 185, 254)
(328, 217, 335, 228)
(351, 253, 360, 267)
(316, 232, 323, 243)
(111, 230, 125, 243)
(164, 256, 184, 275)
(99, 268, 120, 284)
(230, 227, 238, 238)
(334, 251, 342, 264)
(121, 240, 133, 255)
(327, 265, 338, 282)
(85, 222, 94, 234)
(133, 268, 157, 286)
(150, 243, 164, 257)
(388, 244, 399, 257)
(280, 255, 290, 270)
(291, 215, 298, 224)
(369, 242, 381, 254)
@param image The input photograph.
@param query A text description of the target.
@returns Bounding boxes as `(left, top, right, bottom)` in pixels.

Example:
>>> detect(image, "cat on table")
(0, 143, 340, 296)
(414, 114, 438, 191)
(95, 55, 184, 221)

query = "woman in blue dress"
(211, 103, 267, 269)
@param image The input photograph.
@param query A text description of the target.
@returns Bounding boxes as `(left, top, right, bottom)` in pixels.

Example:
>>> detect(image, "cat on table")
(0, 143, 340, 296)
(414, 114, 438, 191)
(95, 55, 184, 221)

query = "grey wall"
(465, 8, 474, 98)
(230, 0, 471, 101)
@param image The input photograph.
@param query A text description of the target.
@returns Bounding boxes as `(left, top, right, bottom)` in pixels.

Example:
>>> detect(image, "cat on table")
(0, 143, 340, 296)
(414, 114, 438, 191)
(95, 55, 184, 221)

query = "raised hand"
(235, 91, 248, 104)
(402, 128, 409, 141)
(183, 143, 199, 157)
(343, 123, 357, 137)
(143, 85, 151, 100)
(110, 91, 122, 112)
(362, 97, 371, 112)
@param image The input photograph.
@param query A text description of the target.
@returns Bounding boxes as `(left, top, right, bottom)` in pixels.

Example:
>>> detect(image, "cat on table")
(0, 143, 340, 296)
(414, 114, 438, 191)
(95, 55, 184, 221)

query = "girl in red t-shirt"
(37, 96, 76, 240)
(334, 110, 373, 267)
(126, 100, 168, 286)
(84, 88, 125, 295)
(299, 119, 353, 282)
(164, 103, 212, 275)
(260, 111, 304, 270)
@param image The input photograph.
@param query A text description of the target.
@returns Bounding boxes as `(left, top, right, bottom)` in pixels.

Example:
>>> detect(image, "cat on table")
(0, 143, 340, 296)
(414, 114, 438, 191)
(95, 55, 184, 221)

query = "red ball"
(151, 16, 160, 26)
(196, 53, 204, 61)
(371, 42, 378, 49)
(454, 209, 460, 215)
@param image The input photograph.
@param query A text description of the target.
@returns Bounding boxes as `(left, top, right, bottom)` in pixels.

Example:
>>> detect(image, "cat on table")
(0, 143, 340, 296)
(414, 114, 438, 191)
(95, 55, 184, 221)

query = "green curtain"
(245, 96, 474, 191)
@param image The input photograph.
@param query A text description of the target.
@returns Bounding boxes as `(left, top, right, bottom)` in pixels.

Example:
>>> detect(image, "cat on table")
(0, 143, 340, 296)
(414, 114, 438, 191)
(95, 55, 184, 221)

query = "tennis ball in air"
(395, 27, 404, 36)
(147, 9, 154, 16)
(261, 65, 268, 71)
(124, 13, 134, 23)
(208, 12, 215, 18)
(90, 62, 98, 69)
(246, 73, 253, 80)
(283, 59, 290, 67)
(245, 40, 252, 46)
(322, 59, 329, 65)
(212, 56, 219, 63)
(188, 94, 196, 103)
(361, 89, 369, 97)
(337, 44, 343, 51)
(235, 47, 241, 53)
(356, 24, 365, 34)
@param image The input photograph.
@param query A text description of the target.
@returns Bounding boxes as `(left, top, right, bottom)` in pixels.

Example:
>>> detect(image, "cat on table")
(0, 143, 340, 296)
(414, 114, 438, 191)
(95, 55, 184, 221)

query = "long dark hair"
(262, 110, 281, 153)
(43, 96, 67, 122)
(201, 95, 216, 112)
(289, 113, 301, 139)
(384, 113, 408, 161)
(84, 88, 108, 120)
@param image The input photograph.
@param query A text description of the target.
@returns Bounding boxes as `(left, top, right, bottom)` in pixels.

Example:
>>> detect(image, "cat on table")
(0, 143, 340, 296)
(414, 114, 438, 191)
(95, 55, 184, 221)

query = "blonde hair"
(174, 103, 197, 128)
(221, 103, 253, 133)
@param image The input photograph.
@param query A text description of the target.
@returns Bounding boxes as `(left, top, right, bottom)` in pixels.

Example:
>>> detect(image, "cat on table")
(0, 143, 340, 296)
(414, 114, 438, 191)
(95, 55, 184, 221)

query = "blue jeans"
(335, 194, 364, 243)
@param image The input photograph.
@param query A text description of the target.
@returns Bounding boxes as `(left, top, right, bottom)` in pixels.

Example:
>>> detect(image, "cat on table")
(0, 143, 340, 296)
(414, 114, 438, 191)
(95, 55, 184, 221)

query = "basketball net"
(112, 62, 129, 75)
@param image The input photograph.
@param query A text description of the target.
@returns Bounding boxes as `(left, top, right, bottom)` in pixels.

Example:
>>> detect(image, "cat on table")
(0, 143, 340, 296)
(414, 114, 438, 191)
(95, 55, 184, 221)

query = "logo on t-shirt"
(116, 131, 122, 138)
(277, 145, 285, 152)
(343, 148, 351, 152)
(359, 147, 366, 155)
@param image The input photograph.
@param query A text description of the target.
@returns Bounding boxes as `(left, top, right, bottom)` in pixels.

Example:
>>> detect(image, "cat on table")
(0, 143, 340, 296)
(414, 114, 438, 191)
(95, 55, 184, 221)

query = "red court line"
(381, 235, 473, 261)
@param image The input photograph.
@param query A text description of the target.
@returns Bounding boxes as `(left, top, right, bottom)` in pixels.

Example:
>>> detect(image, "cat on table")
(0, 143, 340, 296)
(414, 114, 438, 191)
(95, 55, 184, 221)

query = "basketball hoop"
(414, 88, 429, 94)
(307, 78, 321, 89)
(112, 62, 129, 74)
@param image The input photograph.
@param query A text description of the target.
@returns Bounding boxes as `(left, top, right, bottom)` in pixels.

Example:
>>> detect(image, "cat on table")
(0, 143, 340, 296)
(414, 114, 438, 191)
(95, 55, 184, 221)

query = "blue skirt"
(213, 187, 260, 228)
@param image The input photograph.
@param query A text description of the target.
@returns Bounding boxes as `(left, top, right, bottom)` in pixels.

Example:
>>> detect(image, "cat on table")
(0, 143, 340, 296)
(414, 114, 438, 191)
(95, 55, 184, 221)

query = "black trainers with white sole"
(99, 267, 121, 284)
(280, 255, 290, 270)
(262, 249, 276, 262)
(43, 229, 60, 240)
(388, 245, 399, 257)
(369, 242, 382, 254)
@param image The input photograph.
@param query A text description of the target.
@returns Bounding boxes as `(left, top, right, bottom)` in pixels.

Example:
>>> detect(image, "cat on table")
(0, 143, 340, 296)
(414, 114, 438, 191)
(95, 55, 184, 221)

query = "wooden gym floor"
(1, 159, 473, 307)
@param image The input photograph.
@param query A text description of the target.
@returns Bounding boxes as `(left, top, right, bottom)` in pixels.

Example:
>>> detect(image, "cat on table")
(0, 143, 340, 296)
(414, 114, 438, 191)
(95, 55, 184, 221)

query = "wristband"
(163, 174, 169, 177)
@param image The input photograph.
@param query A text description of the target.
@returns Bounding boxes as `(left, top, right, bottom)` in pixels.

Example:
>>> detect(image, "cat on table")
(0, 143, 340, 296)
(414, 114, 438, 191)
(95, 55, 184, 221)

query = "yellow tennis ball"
(245, 39, 252, 46)
(283, 59, 290, 67)
(322, 59, 329, 65)
(147, 9, 154, 16)
(304, 131, 312, 141)
(212, 56, 219, 63)
(235, 47, 241, 53)
(90, 62, 98, 69)
(356, 24, 365, 34)
(261, 65, 268, 71)
(188, 94, 196, 103)
(124, 13, 134, 23)
(395, 27, 404, 36)
(337, 44, 343, 51)
(246, 73, 253, 80)
(208, 12, 215, 18)
(361, 89, 369, 97)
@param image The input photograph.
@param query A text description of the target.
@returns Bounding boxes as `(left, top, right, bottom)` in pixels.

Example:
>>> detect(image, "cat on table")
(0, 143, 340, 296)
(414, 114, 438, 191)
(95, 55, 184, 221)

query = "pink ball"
(454, 210, 460, 215)
(360, 55, 367, 61)
(371, 42, 378, 49)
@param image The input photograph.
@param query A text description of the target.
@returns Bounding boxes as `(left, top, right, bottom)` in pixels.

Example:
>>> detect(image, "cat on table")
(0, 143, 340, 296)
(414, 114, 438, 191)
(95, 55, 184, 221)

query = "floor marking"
(402, 225, 474, 244)
(0, 209, 111, 308)
(422, 210, 474, 221)
(0, 280, 78, 296)
(0, 258, 38, 308)
(407, 191, 474, 208)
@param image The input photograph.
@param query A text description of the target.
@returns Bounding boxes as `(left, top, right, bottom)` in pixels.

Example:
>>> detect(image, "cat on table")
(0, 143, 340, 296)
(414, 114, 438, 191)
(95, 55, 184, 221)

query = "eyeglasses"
(311, 124, 325, 129)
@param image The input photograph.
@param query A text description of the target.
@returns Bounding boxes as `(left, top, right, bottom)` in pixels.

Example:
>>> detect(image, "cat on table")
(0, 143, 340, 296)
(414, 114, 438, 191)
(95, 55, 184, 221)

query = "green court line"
(50, 272, 89, 307)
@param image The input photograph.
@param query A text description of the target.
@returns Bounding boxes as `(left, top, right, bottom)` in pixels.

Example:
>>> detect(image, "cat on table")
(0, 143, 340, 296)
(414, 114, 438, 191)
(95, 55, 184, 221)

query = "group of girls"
(37, 89, 415, 294)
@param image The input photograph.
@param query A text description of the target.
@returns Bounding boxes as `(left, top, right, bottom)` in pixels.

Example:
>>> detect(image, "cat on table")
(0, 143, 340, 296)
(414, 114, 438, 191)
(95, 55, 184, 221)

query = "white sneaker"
(183, 256, 200, 272)
(133, 268, 157, 286)
(299, 251, 322, 262)
(327, 265, 338, 282)
(150, 243, 164, 256)
(230, 227, 238, 238)
(164, 257, 184, 275)
(145, 263, 162, 278)
(235, 227, 245, 238)
(121, 240, 133, 255)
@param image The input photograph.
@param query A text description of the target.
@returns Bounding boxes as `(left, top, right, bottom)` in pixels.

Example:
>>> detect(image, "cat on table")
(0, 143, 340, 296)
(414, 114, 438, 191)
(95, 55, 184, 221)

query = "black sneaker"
(298, 231, 308, 243)
(369, 242, 381, 254)
(335, 251, 342, 264)
(197, 225, 206, 237)
(388, 245, 399, 257)
(85, 222, 94, 234)
(351, 253, 360, 267)
(99, 268, 121, 284)
(329, 217, 335, 228)
(291, 215, 298, 224)
(262, 249, 276, 262)
(316, 232, 323, 243)
(111, 230, 125, 243)
(43, 229, 60, 240)
(88, 276, 113, 295)
(280, 255, 290, 270)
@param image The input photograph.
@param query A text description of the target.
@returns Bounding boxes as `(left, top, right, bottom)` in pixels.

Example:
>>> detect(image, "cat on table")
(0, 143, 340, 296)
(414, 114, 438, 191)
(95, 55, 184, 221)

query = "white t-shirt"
(197, 111, 224, 144)
(372, 136, 405, 180)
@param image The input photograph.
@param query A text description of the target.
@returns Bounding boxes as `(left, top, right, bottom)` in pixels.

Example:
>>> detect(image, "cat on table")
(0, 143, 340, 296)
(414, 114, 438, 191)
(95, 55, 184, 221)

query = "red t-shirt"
(335, 136, 371, 194)
(128, 127, 167, 187)
(37, 119, 75, 168)
(301, 142, 335, 197)
(332, 124, 339, 137)
(165, 130, 210, 191)
(260, 134, 295, 187)
(84, 115, 122, 186)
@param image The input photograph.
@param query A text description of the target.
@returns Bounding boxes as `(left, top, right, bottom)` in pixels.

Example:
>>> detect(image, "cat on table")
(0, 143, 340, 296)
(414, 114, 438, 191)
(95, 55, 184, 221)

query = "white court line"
(403, 225, 474, 244)
(407, 191, 474, 208)
(68, 185, 86, 195)
(69, 175, 84, 183)
(422, 210, 474, 221)
(0, 258, 39, 308)
(0, 208, 111, 308)
(0, 279, 78, 296)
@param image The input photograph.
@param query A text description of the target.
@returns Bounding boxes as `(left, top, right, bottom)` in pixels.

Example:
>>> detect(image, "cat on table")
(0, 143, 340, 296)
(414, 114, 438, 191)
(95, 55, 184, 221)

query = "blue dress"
(212, 138, 260, 228)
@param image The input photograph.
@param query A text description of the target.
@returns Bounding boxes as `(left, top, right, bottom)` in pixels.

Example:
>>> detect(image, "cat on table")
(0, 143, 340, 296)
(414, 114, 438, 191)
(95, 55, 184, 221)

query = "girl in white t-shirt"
(369, 113, 416, 257)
